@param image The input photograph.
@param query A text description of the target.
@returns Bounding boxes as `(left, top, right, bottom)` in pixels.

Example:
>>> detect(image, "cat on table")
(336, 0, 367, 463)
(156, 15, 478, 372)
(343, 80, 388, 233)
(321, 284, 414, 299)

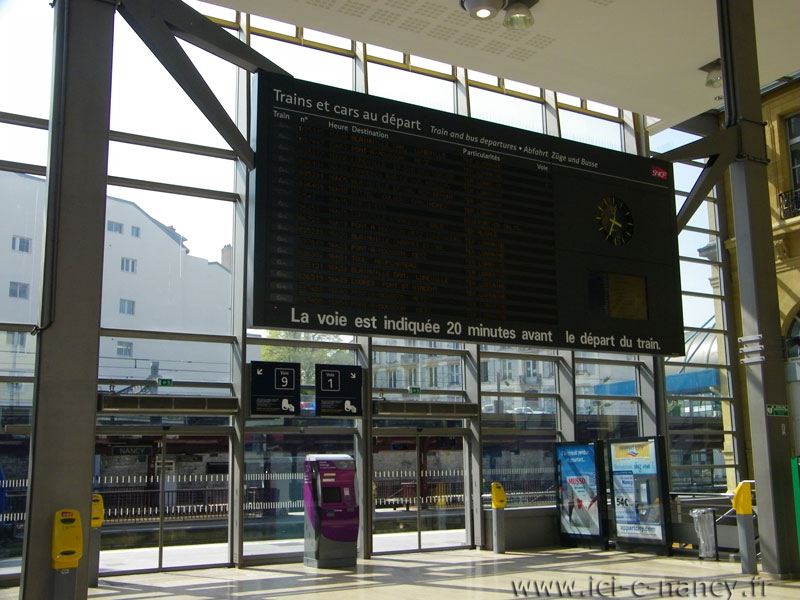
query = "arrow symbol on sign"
(256, 369, 263, 375)
(350, 372, 357, 379)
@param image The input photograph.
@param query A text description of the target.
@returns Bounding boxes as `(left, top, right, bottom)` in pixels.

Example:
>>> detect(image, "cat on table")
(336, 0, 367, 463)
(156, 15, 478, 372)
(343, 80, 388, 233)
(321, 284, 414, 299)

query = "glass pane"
(679, 229, 719, 260)
(682, 294, 720, 329)
(0, 124, 48, 167)
(669, 432, 736, 494)
(481, 395, 557, 430)
(0, 0, 53, 118)
(0, 171, 47, 325)
(557, 93, 581, 107)
(250, 16, 296, 37)
(469, 88, 543, 132)
(409, 55, 451, 75)
(251, 37, 354, 90)
(575, 364, 637, 396)
(368, 64, 455, 113)
(111, 16, 235, 146)
(303, 28, 351, 49)
(0, 381, 33, 428)
(374, 353, 463, 394)
(467, 71, 497, 86)
(673, 162, 704, 194)
(0, 434, 29, 576)
(94, 435, 161, 572)
(676, 330, 727, 367)
(649, 129, 700, 154)
(420, 436, 467, 549)
(366, 45, 404, 62)
(558, 109, 622, 150)
(243, 433, 355, 557)
(665, 365, 730, 397)
(184, 1, 236, 20)
(100, 189, 234, 335)
(586, 100, 619, 117)
(576, 400, 640, 441)
(482, 435, 556, 506)
(479, 357, 557, 394)
(373, 436, 418, 553)
(107, 142, 235, 194)
(161, 436, 230, 568)
(680, 260, 722, 295)
(683, 199, 719, 230)
(98, 337, 232, 386)
(504, 80, 540, 97)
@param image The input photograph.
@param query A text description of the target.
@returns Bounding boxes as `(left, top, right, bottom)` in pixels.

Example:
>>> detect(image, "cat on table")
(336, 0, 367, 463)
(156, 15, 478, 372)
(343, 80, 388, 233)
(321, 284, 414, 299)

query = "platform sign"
(315, 364, 362, 417)
(249, 70, 683, 355)
(250, 360, 301, 416)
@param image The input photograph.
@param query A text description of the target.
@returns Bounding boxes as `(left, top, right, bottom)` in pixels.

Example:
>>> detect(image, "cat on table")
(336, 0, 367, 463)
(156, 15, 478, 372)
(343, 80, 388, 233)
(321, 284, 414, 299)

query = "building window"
(9, 281, 29, 299)
(119, 298, 135, 315)
(449, 363, 461, 385)
(407, 368, 418, 386)
(387, 370, 397, 387)
(427, 366, 439, 387)
(525, 360, 537, 378)
(116, 341, 134, 357)
(121, 257, 137, 273)
(107, 221, 123, 234)
(11, 235, 32, 253)
(502, 359, 514, 380)
(131, 226, 141, 238)
(6, 332, 26, 347)
(789, 114, 800, 189)
(781, 114, 800, 218)
(480, 360, 489, 382)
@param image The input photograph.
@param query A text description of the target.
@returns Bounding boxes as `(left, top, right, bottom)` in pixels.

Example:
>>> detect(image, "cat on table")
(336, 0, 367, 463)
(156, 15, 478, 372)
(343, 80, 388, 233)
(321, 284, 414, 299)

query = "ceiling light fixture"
(460, 0, 539, 29)
(699, 59, 723, 89)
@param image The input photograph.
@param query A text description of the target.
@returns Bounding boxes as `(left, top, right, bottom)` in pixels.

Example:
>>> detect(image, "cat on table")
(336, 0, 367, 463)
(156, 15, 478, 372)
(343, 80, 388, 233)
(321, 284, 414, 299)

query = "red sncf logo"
(651, 166, 668, 180)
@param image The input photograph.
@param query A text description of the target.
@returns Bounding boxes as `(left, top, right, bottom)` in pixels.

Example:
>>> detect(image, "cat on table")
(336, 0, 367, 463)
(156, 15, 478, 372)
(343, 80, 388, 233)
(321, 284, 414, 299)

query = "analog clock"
(595, 196, 633, 245)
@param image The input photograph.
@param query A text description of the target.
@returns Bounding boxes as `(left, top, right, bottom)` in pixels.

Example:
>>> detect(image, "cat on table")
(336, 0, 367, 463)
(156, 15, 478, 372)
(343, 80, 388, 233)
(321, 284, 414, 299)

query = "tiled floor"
(3, 547, 800, 599)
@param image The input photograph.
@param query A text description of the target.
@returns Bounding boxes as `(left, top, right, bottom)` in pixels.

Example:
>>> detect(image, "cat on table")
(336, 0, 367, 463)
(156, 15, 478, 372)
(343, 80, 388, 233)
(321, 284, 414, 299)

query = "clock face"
(595, 196, 633, 245)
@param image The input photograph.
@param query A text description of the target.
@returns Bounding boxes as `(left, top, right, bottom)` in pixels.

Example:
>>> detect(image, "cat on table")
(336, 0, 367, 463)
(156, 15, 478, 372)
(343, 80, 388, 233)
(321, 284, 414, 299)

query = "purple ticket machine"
(303, 454, 359, 568)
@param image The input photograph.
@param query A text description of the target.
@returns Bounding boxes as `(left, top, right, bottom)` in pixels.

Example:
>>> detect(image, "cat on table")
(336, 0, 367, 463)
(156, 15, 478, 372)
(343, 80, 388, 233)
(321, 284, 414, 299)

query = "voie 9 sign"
(248, 70, 684, 355)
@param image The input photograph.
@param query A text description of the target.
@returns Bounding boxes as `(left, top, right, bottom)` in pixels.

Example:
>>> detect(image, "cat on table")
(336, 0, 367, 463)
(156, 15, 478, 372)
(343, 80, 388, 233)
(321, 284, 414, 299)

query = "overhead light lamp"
(460, 0, 539, 30)
(699, 59, 723, 89)
(503, 1, 537, 29)
(461, 0, 505, 20)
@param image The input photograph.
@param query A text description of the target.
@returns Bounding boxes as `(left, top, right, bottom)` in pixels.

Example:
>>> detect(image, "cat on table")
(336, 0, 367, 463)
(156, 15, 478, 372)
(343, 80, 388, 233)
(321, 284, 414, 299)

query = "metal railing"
(779, 188, 800, 219)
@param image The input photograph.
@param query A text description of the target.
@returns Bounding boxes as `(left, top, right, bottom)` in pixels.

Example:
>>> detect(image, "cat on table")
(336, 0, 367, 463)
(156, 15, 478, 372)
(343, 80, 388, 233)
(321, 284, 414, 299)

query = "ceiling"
(210, 0, 799, 132)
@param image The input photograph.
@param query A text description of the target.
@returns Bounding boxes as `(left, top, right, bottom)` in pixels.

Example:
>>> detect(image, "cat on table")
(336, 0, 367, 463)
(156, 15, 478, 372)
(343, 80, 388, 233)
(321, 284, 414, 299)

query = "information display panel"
(249, 71, 683, 355)
(555, 442, 607, 546)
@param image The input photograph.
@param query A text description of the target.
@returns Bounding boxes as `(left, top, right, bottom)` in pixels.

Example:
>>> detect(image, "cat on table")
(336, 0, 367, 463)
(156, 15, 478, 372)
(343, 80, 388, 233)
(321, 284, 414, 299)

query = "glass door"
(372, 434, 468, 553)
(419, 436, 466, 550)
(94, 433, 231, 573)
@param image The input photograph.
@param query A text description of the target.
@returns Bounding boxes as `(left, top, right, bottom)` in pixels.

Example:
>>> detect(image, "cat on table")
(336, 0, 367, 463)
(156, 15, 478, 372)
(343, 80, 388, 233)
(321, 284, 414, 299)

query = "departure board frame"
(249, 71, 684, 355)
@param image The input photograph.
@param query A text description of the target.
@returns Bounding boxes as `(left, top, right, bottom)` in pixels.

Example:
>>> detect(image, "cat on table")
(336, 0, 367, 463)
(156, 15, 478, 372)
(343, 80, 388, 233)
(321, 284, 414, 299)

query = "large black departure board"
(249, 71, 684, 355)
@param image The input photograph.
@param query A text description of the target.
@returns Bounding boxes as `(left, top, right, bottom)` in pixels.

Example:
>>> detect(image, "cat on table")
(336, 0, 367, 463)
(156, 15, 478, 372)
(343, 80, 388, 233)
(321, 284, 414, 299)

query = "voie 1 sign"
(248, 71, 684, 355)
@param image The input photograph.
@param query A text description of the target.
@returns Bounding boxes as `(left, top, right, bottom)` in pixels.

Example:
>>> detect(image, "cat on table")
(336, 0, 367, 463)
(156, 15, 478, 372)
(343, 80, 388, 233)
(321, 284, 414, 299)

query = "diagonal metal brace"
(117, 0, 289, 170)
(661, 127, 738, 231)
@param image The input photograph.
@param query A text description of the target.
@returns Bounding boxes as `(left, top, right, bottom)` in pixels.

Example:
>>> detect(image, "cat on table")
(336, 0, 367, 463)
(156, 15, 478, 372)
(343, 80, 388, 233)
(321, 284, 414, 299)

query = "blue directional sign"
(315, 364, 362, 417)
(250, 361, 301, 417)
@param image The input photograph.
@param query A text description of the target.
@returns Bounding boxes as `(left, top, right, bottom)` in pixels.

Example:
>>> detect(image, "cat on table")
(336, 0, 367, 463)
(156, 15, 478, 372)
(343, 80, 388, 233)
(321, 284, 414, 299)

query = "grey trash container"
(690, 508, 717, 559)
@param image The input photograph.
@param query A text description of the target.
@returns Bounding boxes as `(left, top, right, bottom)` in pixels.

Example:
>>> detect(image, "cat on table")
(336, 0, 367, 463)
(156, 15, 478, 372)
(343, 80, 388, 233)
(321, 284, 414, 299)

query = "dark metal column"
(20, 0, 115, 598)
(718, 0, 799, 576)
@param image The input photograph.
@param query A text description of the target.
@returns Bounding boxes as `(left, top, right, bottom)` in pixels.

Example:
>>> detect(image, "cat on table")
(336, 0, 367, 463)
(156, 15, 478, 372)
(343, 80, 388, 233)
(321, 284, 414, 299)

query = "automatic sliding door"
(419, 436, 467, 550)
(161, 435, 230, 568)
(372, 434, 469, 553)
(372, 437, 418, 553)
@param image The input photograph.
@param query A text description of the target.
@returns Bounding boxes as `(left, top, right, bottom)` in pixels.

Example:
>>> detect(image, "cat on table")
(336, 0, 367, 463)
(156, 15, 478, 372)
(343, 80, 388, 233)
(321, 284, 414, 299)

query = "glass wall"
(0, 0, 743, 578)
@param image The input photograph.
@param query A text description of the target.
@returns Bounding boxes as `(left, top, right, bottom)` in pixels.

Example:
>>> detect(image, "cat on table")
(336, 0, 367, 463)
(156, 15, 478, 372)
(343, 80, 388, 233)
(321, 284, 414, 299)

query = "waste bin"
(690, 508, 717, 559)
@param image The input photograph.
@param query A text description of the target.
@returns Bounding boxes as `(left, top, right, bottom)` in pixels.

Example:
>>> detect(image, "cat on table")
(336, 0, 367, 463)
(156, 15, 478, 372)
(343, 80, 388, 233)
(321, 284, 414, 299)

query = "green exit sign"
(766, 404, 789, 417)
(158, 378, 173, 387)
(408, 386, 421, 394)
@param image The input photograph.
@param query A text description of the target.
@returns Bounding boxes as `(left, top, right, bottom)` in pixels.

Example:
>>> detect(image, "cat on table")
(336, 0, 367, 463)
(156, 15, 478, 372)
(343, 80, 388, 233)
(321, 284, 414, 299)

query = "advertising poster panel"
(555, 442, 606, 544)
(608, 436, 670, 549)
